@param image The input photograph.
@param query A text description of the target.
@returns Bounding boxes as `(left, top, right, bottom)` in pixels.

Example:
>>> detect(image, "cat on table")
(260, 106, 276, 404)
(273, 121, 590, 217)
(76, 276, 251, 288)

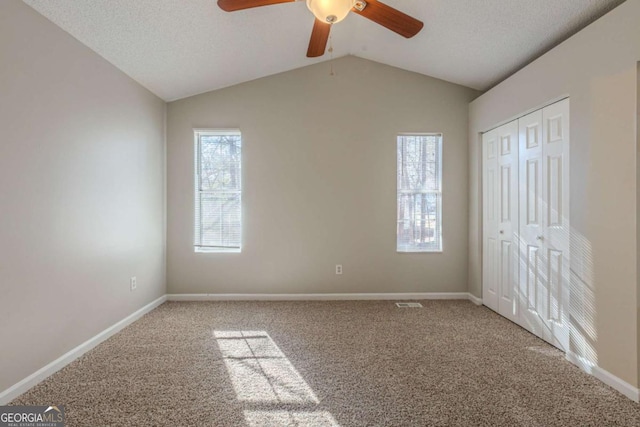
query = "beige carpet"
(11, 300, 640, 426)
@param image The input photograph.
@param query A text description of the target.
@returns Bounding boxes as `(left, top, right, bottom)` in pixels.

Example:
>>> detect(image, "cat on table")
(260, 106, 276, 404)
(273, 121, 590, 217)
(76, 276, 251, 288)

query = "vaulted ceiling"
(22, 0, 625, 101)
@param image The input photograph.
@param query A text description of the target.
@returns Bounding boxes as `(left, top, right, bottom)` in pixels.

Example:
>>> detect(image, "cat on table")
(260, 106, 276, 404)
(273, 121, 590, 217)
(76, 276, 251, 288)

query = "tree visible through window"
(397, 134, 442, 252)
(194, 130, 242, 252)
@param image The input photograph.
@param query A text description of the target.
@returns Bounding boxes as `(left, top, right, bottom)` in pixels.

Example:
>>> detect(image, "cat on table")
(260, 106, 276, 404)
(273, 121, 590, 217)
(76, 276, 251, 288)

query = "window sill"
(195, 247, 241, 254)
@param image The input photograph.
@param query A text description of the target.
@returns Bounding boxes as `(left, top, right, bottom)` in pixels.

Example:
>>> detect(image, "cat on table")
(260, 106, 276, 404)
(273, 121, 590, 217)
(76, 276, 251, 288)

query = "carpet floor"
(11, 300, 640, 426)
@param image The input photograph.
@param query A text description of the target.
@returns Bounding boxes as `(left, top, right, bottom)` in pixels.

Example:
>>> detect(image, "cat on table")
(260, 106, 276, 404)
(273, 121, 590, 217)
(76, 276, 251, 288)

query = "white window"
(397, 134, 442, 252)
(194, 129, 242, 252)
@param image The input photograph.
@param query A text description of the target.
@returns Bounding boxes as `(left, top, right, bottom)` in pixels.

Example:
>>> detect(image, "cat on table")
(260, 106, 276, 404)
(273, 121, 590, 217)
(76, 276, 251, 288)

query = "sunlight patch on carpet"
(214, 330, 339, 426)
(214, 330, 319, 404)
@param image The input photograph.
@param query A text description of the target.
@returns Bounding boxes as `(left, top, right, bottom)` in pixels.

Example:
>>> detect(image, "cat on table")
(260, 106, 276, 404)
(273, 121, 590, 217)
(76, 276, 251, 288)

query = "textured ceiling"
(22, 0, 625, 101)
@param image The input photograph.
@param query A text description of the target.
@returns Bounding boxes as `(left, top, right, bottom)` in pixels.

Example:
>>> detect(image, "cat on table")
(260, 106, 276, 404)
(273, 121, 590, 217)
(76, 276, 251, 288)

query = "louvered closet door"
(518, 99, 570, 351)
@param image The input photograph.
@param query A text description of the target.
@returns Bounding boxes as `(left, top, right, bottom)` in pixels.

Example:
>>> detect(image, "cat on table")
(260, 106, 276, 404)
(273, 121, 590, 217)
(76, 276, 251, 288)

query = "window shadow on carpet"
(214, 330, 339, 427)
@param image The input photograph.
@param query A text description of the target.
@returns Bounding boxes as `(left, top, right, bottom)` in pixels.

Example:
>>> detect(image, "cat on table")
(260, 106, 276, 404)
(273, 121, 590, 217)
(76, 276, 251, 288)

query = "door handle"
(536, 235, 544, 241)
(499, 230, 504, 234)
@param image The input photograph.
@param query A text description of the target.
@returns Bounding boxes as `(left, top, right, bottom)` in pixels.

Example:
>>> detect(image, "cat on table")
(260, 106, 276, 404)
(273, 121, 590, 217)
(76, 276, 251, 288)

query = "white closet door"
(542, 99, 570, 351)
(518, 109, 548, 340)
(517, 99, 570, 351)
(495, 121, 519, 323)
(482, 121, 519, 320)
(482, 129, 499, 311)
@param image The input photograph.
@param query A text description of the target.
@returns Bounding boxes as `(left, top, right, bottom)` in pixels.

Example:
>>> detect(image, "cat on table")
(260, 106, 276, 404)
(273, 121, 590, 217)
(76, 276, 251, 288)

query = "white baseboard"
(566, 351, 639, 402)
(0, 295, 167, 405)
(592, 366, 640, 403)
(565, 351, 594, 374)
(167, 292, 477, 302)
(467, 293, 483, 305)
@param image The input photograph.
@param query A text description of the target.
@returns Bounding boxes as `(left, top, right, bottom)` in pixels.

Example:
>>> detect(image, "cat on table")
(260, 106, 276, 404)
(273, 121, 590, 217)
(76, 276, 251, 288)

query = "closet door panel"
(482, 130, 499, 311)
(518, 109, 548, 339)
(496, 121, 519, 323)
(542, 99, 570, 351)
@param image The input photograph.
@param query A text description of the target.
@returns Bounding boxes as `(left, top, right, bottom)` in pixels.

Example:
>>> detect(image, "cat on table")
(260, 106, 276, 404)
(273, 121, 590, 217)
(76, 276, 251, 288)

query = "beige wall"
(167, 56, 479, 295)
(468, 0, 639, 387)
(0, 1, 166, 394)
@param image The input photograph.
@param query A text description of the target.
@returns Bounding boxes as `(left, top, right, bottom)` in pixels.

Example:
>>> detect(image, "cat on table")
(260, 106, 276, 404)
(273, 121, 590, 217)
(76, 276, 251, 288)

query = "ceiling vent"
(395, 302, 423, 308)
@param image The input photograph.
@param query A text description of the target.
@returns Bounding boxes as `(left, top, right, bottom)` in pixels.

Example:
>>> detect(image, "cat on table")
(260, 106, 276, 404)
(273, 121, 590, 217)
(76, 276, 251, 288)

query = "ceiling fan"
(217, 0, 424, 57)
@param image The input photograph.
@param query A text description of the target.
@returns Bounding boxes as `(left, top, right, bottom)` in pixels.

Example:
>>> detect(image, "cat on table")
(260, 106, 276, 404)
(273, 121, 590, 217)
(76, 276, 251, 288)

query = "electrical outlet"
(130, 276, 137, 291)
(335, 264, 343, 275)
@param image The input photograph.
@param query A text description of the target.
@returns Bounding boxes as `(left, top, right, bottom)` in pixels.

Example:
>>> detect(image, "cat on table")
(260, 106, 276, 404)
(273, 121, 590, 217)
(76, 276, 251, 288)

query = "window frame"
(396, 132, 443, 253)
(193, 128, 242, 253)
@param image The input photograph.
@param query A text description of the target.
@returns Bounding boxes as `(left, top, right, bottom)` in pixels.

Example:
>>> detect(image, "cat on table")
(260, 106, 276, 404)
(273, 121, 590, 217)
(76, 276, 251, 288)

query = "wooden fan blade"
(217, 0, 295, 12)
(307, 19, 331, 58)
(352, 0, 423, 38)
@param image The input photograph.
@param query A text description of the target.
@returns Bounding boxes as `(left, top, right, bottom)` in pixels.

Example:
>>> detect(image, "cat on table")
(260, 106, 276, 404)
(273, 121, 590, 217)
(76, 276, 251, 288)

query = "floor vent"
(395, 302, 423, 308)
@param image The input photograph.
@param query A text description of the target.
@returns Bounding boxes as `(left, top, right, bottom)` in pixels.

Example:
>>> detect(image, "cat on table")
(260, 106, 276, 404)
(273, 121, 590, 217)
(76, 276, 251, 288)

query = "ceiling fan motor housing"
(306, 0, 357, 24)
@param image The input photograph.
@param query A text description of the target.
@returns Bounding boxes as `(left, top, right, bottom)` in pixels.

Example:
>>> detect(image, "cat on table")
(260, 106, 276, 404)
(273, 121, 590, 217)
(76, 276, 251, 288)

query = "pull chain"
(328, 33, 334, 76)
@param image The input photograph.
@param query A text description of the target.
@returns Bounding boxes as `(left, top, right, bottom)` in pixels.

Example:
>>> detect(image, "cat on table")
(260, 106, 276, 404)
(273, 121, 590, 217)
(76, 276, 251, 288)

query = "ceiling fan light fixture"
(306, 0, 355, 24)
